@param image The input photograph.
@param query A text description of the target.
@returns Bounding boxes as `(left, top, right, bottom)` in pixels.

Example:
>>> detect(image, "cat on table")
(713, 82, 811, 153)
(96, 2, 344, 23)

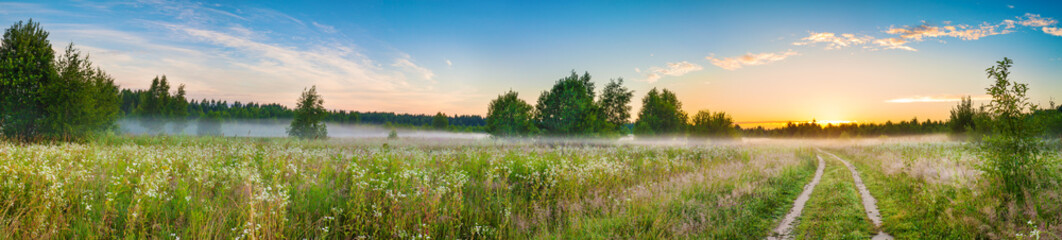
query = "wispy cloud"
(311, 21, 337, 33)
(792, 13, 1062, 52)
(644, 61, 703, 83)
(792, 32, 873, 49)
(392, 56, 436, 82)
(885, 94, 992, 103)
(706, 50, 798, 71)
(872, 37, 917, 51)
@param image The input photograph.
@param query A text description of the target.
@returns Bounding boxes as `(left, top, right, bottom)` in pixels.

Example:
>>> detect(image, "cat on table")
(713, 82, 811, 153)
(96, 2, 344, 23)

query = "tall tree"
(689, 110, 739, 139)
(598, 77, 634, 133)
(948, 96, 977, 137)
(0, 20, 56, 140)
(288, 86, 328, 139)
(432, 112, 449, 129)
(486, 90, 537, 136)
(135, 75, 173, 134)
(634, 88, 688, 136)
(43, 44, 121, 137)
(535, 71, 604, 135)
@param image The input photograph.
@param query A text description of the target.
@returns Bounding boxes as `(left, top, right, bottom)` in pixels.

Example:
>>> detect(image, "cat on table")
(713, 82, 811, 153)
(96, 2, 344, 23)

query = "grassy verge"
(792, 152, 874, 239)
(537, 148, 818, 239)
(831, 143, 1062, 238)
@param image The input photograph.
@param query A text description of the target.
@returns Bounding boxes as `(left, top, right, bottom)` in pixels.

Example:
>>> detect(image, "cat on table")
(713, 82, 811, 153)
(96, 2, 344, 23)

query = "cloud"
(1044, 27, 1062, 36)
(872, 37, 917, 51)
(885, 22, 1009, 41)
(789, 13, 1061, 53)
(793, 32, 873, 49)
(311, 21, 337, 33)
(885, 95, 992, 103)
(705, 50, 798, 71)
(392, 56, 436, 82)
(1009, 13, 1058, 27)
(644, 61, 703, 83)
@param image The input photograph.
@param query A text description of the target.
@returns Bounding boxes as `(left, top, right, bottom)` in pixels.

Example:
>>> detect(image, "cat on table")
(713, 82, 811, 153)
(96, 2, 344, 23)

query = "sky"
(2, 0, 1061, 126)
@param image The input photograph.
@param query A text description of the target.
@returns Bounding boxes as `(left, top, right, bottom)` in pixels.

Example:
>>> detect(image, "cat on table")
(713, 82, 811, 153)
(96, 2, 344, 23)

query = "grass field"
(1, 136, 1060, 239)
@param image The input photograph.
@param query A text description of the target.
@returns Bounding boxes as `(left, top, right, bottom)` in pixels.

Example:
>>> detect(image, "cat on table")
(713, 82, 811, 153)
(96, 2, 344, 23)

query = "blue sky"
(2, 0, 1061, 124)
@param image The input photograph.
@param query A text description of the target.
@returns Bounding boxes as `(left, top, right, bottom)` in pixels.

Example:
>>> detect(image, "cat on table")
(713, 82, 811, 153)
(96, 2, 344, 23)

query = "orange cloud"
(793, 32, 874, 49)
(706, 50, 798, 71)
(645, 61, 703, 83)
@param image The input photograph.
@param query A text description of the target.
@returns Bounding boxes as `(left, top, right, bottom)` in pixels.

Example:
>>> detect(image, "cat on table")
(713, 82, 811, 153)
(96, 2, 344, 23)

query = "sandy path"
(766, 154, 825, 240)
(819, 150, 894, 240)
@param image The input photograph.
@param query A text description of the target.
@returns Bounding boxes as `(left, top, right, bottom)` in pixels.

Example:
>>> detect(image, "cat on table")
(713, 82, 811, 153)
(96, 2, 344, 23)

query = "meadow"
(0, 136, 1059, 239)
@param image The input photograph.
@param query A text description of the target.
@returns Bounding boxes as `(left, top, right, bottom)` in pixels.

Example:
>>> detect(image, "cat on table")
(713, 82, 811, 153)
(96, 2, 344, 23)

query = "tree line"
(741, 118, 949, 138)
(117, 81, 487, 132)
(485, 71, 740, 139)
(0, 20, 485, 141)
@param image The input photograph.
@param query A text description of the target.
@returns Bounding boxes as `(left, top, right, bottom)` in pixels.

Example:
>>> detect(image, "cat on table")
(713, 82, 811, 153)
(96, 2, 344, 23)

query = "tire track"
(818, 149, 894, 240)
(766, 154, 825, 240)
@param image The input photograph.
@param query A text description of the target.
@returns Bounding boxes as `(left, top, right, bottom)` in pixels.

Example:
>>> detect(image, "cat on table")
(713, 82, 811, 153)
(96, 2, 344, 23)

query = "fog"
(116, 118, 490, 140)
(116, 118, 959, 147)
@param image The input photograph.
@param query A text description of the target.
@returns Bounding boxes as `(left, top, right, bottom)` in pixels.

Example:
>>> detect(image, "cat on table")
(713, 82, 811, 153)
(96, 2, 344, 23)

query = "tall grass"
(0, 136, 790, 239)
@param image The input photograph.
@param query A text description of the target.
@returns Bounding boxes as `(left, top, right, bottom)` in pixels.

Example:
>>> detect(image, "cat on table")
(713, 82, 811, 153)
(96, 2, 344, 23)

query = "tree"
(535, 71, 604, 135)
(690, 110, 739, 139)
(136, 76, 171, 134)
(170, 84, 189, 134)
(977, 57, 1047, 204)
(0, 20, 56, 140)
(948, 96, 978, 138)
(432, 112, 449, 129)
(598, 78, 634, 134)
(42, 44, 121, 137)
(486, 90, 537, 136)
(634, 88, 688, 136)
(0, 20, 120, 140)
(288, 86, 328, 139)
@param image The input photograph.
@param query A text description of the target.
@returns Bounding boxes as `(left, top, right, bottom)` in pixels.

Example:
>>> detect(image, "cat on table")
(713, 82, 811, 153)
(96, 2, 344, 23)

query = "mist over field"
(116, 118, 490, 140)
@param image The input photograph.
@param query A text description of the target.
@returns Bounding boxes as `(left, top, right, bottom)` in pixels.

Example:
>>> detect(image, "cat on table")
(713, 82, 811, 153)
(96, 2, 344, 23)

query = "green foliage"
(949, 96, 977, 137)
(689, 110, 740, 139)
(535, 71, 605, 135)
(287, 86, 328, 139)
(977, 57, 1049, 204)
(486, 90, 537, 136)
(598, 77, 634, 134)
(134, 75, 189, 134)
(0, 20, 120, 140)
(432, 112, 449, 129)
(0, 20, 56, 140)
(634, 88, 688, 136)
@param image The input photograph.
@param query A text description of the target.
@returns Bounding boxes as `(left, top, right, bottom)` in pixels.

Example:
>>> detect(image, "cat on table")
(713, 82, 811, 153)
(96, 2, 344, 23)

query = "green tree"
(948, 96, 976, 137)
(598, 77, 634, 134)
(486, 90, 537, 136)
(170, 84, 189, 134)
(0, 20, 56, 140)
(634, 88, 688, 136)
(535, 71, 604, 135)
(977, 57, 1048, 204)
(690, 110, 739, 139)
(136, 75, 171, 134)
(288, 86, 328, 139)
(432, 112, 449, 129)
(42, 44, 121, 138)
